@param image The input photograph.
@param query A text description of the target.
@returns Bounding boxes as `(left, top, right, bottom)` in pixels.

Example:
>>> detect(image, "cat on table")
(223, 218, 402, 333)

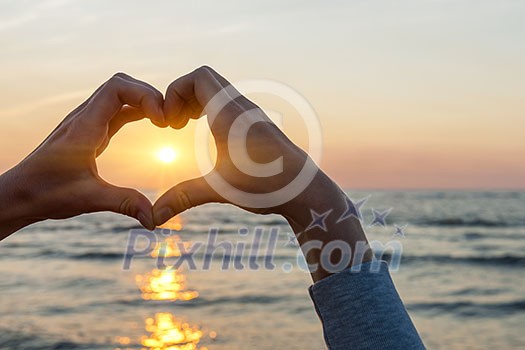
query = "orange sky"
(0, 0, 523, 190)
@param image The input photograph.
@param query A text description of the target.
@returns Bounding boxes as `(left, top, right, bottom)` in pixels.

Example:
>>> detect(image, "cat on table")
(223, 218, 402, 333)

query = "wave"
(463, 232, 484, 240)
(415, 218, 523, 227)
(20, 247, 525, 268)
(200, 294, 290, 306)
(25, 224, 87, 233)
(448, 287, 506, 296)
(407, 299, 525, 317)
(31, 250, 127, 261)
(447, 232, 525, 241)
(0, 330, 105, 350)
(71, 252, 124, 260)
(101, 294, 291, 308)
(378, 253, 525, 267)
(55, 277, 114, 289)
(466, 232, 525, 240)
(24, 249, 294, 264)
(110, 224, 144, 233)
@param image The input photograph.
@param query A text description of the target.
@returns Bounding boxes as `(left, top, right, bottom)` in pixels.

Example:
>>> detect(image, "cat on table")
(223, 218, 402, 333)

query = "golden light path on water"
(135, 268, 199, 302)
(151, 226, 189, 259)
(115, 214, 216, 350)
(141, 313, 206, 350)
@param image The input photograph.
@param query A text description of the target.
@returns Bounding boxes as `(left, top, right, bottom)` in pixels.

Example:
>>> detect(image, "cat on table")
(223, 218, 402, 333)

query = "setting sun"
(157, 147, 177, 164)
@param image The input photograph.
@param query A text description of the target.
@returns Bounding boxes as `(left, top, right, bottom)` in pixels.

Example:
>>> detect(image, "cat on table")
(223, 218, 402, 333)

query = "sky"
(0, 0, 524, 190)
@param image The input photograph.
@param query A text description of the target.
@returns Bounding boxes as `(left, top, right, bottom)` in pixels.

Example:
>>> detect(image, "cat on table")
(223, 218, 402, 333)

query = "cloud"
(0, 13, 38, 31)
(0, 0, 73, 32)
(0, 89, 91, 118)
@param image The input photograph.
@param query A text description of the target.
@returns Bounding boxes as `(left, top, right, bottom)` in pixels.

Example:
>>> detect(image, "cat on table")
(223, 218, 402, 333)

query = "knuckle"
(178, 191, 192, 211)
(119, 196, 133, 216)
(200, 65, 214, 72)
(106, 72, 128, 88)
(166, 80, 178, 95)
(112, 72, 129, 80)
(148, 88, 164, 104)
(104, 77, 120, 91)
(154, 89, 163, 100)
(195, 65, 213, 80)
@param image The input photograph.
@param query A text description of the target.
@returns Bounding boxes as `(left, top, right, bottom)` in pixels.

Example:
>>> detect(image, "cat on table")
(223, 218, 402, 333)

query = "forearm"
(281, 169, 373, 282)
(281, 170, 424, 348)
(0, 165, 41, 240)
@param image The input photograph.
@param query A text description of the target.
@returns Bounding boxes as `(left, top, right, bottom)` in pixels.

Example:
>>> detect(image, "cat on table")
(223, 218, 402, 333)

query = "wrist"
(280, 170, 345, 229)
(0, 164, 42, 238)
(279, 171, 373, 282)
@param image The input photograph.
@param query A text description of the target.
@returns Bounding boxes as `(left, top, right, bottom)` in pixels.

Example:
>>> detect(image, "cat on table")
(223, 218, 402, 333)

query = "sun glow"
(157, 147, 177, 164)
(141, 313, 204, 350)
(135, 268, 199, 301)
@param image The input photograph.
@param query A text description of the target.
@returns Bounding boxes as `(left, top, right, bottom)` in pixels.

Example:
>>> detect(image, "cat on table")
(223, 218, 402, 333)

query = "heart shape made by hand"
(6, 67, 318, 238)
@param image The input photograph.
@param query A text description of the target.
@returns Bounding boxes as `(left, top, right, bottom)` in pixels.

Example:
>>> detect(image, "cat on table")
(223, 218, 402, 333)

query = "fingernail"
(138, 211, 155, 231)
(154, 207, 175, 225)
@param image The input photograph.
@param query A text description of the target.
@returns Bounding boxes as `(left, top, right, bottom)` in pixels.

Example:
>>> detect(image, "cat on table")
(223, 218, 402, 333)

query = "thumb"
(153, 176, 223, 226)
(96, 184, 155, 230)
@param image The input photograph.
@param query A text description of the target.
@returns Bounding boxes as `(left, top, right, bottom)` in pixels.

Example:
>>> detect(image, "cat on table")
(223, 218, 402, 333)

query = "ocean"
(0, 191, 524, 349)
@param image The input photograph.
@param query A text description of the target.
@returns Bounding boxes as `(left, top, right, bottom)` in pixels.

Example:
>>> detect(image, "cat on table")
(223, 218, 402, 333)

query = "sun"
(157, 147, 177, 164)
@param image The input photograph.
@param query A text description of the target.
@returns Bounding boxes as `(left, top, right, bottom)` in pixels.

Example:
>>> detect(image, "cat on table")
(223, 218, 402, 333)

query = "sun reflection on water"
(141, 313, 206, 350)
(135, 268, 199, 301)
(158, 215, 184, 232)
(116, 216, 215, 350)
(151, 234, 191, 259)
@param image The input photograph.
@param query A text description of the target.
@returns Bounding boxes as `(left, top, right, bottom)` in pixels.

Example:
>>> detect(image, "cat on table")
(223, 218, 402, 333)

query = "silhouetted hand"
(0, 73, 164, 238)
(154, 67, 371, 282)
(153, 66, 325, 223)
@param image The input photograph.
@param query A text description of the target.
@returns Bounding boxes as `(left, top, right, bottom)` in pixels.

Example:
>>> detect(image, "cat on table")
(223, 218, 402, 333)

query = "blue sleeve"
(308, 261, 425, 350)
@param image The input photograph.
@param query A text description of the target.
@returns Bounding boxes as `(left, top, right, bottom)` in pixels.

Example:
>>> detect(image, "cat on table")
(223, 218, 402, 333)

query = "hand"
(0, 73, 164, 238)
(153, 66, 324, 223)
(153, 67, 371, 281)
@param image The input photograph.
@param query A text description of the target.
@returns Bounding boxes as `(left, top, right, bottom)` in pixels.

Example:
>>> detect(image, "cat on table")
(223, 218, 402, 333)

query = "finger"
(165, 66, 269, 131)
(164, 66, 237, 129)
(35, 83, 111, 150)
(86, 72, 166, 127)
(95, 106, 146, 156)
(163, 86, 200, 129)
(94, 182, 155, 230)
(107, 105, 145, 139)
(68, 83, 107, 119)
(153, 176, 223, 226)
(203, 68, 260, 112)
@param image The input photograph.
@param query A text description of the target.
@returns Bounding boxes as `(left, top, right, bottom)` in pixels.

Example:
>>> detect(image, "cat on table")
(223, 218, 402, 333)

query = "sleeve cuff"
(309, 260, 425, 350)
